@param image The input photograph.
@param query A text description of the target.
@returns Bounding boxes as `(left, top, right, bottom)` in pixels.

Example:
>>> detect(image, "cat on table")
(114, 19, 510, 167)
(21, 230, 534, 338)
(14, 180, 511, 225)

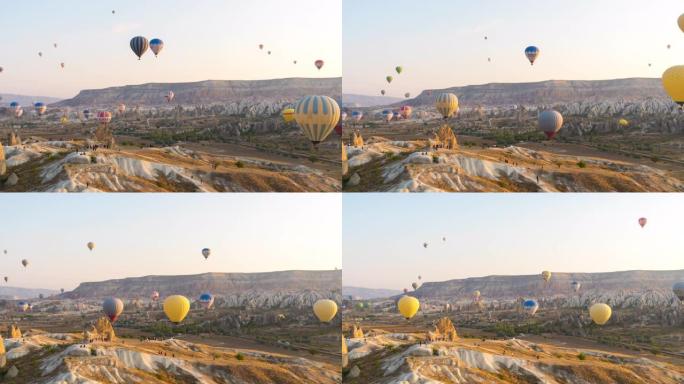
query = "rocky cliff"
(66, 270, 341, 308)
(53, 78, 342, 110)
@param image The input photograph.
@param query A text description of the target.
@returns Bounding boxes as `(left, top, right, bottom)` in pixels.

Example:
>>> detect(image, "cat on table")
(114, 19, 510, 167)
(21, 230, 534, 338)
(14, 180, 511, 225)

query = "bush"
(236, 352, 245, 360)
(577, 352, 586, 360)
(577, 161, 587, 168)
(235, 161, 245, 168)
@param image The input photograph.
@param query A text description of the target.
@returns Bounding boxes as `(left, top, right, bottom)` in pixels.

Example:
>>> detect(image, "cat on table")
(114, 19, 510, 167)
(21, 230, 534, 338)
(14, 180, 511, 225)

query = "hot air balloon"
(382, 110, 393, 122)
(618, 118, 629, 127)
(112, 10, 115, 14)
(38, 52, 43, 57)
(60, 115, 69, 125)
(395, 66, 403, 74)
(673, 282, 684, 301)
(130, 36, 149, 60)
(0, 67, 3, 73)
(198, 293, 214, 309)
(442, 236, 446, 242)
(259, 44, 264, 50)
(423, 242, 428, 248)
(9, 102, 19, 109)
(473, 290, 481, 301)
(17, 301, 29, 313)
(571, 281, 581, 293)
(35, 102, 47, 116)
(435, 93, 459, 119)
(3, 277, 7, 283)
(538, 110, 563, 139)
(662, 66, 684, 106)
(351, 111, 363, 122)
(386, 76, 393, 84)
(393, 111, 402, 120)
(164, 295, 190, 323)
(522, 299, 539, 316)
(411, 282, 418, 290)
(313, 299, 338, 323)
(293, 60, 297, 64)
(381, 90, 386, 96)
(667, 44, 671, 50)
(97, 111, 112, 124)
(21, 259, 28, 268)
(525, 46, 540, 65)
(541, 270, 552, 283)
(165, 91, 175, 103)
(404, 93, 410, 99)
(151, 291, 160, 301)
(118, 103, 126, 114)
(149, 38, 164, 57)
(418, 275, 422, 280)
(60, 62, 65, 69)
(403, 288, 408, 294)
(678, 14, 684, 33)
(87, 242, 95, 251)
(340, 111, 348, 122)
(103, 297, 124, 322)
(397, 296, 419, 319)
(315, 60, 324, 70)
(14, 108, 23, 119)
(268, 51, 271, 55)
(60, 288, 65, 294)
(638, 217, 647, 228)
(202, 248, 211, 259)
(294, 95, 340, 146)
(399, 106, 412, 119)
(282, 108, 295, 123)
(589, 303, 612, 325)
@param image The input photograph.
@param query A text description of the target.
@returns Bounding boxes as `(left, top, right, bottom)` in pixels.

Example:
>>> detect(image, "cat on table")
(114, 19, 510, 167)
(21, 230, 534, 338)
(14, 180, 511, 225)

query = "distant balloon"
(673, 282, 684, 301)
(34, 102, 47, 116)
(382, 110, 393, 122)
(523, 299, 539, 316)
(118, 103, 126, 114)
(473, 290, 481, 301)
(282, 108, 295, 123)
(638, 217, 647, 228)
(83, 110, 91, 120)
(38, 52, 42, 57)
(268, 51, 271, 55)
(315, 60, 324, 70)
(14, 108, 23, 119)
(54, 43, 58, 48)
(0, 67, 3, 73)
(525, 46, 540, 65)
(202, 248, 211, 259)
(259, 44, 264, 50)
(3, 277, 6, 283)
(484, 36, 488, 40)
(589, 303, 612, 325)
(381, 90, 386, 96)
(163, 295, 190, 323)
(21, 259, 28, 268)
(423, 242, 428, 248)
(313, 299, 338, 323)
(404, 92, 410, 99)
(9, 102, 19, 109)
(399, 106, 412, 119)
(618, 118, 629, 127)
(541, 270, 552, 283)
(294, 95, 340, 145)
(418, 275, 422, 280)
(435, 93, 459, 119)
(403, 288, 408, 294)
(351, 111, 363, 122)
(667, 44, 671, 50)
(397, 296, 420, 319)
(198, 293, 214, 310)
(678, 14, 684, 33)
(151, 291, 160, 301)
(60, 288, 65, 294)
(102, 297, 124, 322)
(340, 111, 348, 122)
(17, 301, 29, 313)
(149, 38, 164, 57)
(386, 76, 393, 84)
(395, 66, 403, 74)
(112, 10, 115, 14)
(571, 281, 581, 293)
(97, 111, 112, 124)
(130, 36, 149, 60)
(411, 282, 418, 290)
(87, 242, 95, 251)
(538, 110, 563, 139)
(293, 60, 297, 64)
(165, 91, 175, 103)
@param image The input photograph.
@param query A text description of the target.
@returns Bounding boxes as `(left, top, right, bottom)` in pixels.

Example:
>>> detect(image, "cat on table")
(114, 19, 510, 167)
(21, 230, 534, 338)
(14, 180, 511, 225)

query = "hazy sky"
(343, 0, 683, 97)
(343, 194, 684, 290)
(0, 194, 341, 290)
(0, 0, 341, 98)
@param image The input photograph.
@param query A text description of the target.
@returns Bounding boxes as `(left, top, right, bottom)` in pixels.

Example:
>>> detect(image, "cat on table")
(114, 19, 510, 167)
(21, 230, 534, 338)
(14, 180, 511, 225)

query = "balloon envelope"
(435, 93, 459, 119)
(294, 95, 340, 145)
(282, 108, 295, 123)
(397, 296, 420, 319)
(525, 46, 540, 65)
(313, 299, 338, 322)
(538, 110, 563, 139)
(149, 38, 164, 57)
(662, 66, 684, 106)
(589, 303, 612, 325)
(130, 36, 149, 60)
(202, 248, 211, 259)
(103, 297, 124, 322)
(163, 295, 190, 323)
(198, 293, 214, 309)
(523, 299, 539, 315)
(541, 270, 552, 282)
(87, 242, 95, 251)
(638, 217, 647, 228)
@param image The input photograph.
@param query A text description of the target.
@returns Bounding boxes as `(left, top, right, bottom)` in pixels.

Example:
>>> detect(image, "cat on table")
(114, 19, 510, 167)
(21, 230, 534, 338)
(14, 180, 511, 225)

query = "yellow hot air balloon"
(60, 116, 69, 125)
(541, 270, 552, 283)
(662, 66, 684, 106)
(282, 108, 295, 123)
(397, 295, 420, 319)
(313, 299, 338, 323)
(435, 93, 459, 119)
(678, 14, 684, 33)
(163, 295, 190, 324)
(87, 242, 95, 251)
(618, 118, 629, 127)
(589, 303, 612, 325)
(294, 95, 340, 145)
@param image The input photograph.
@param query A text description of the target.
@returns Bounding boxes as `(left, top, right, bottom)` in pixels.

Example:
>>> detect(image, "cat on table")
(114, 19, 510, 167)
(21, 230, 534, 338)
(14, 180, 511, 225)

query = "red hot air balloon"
(638, 217, 647, 228)
(315, 60, 324, 70)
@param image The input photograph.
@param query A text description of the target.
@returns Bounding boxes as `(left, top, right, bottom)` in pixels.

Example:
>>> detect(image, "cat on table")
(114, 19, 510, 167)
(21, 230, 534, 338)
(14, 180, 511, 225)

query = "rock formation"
(351, 130, 364, 148)
(8, 324, 21, 339)
(342, 142, 348, 176)
(351, 324, 364, 339)
(0, 142, 6, 176)
(427, 317, 458, 342)
(84, 316, 116, 342)
(7, 132, 19, 146)
(341, 336, 348, 368)
(429, 125, 458, 150)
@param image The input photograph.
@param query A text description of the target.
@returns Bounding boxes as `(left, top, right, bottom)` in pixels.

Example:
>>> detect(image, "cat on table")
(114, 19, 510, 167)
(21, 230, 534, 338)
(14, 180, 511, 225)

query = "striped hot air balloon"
(97, 111, 112, 124)
(435, 93, 459, 119)
(130, 36, 149, 60)
(34, 102, 47, 116)
(294, 95, 340, 145)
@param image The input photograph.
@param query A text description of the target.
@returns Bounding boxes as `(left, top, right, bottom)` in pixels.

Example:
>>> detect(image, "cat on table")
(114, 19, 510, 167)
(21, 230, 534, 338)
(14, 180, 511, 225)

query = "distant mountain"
(53, 78, 341, 109)
(65, 270, 341, 308)
(403, 78, 668, 108)
(343, 94, 403, 108)
(412, 270, 684, 307)
(0, 94, 62, 107)
(0, 286, 59, 300)
(343, 286, 402, 300)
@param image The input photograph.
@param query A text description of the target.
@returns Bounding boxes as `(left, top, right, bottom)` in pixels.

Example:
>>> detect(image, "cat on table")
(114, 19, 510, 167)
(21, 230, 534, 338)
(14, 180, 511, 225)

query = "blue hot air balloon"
(522, 299, 539, 315)
(525, 46, 540, 65)
(351, 111, 363, 122)
(198, 293, 214, 309)
(149, 38, 164, 57)
(9, 101, 19, 109)
(130, 36, 149, 60)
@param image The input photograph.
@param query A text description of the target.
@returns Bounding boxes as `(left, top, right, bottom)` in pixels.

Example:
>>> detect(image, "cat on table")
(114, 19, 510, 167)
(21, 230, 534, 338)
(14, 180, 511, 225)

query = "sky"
(0, 194, 341, 290)
(0, 0, 342, 98)
(343, 0, 684, 97)
(343, 194, 684, 290)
